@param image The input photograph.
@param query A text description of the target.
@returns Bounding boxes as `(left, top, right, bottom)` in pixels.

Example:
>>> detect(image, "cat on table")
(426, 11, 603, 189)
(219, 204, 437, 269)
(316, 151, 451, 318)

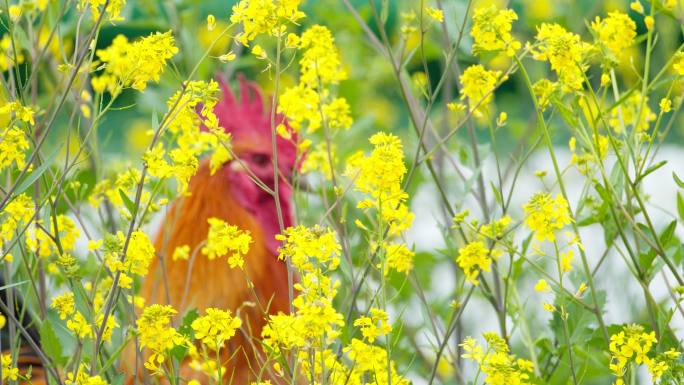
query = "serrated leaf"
(40, 321, 66, 365)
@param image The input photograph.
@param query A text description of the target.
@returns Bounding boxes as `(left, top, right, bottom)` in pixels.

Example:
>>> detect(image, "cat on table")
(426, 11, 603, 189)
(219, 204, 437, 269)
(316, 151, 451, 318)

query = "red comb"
(213, 74, 298, 173)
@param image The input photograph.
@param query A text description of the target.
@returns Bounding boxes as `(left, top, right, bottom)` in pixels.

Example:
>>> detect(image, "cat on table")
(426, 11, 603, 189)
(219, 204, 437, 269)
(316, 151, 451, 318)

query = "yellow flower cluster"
(460, 64, 502, 117)
(608, 91, 656, 134)
(609, 324, 680, 384)
(591, 12, 636, 65)
(346, 132, 415, 275)
(456, 241, 500, 285)
(79, 0, 126, 22)
(0, 34, 24, 72)
(104, 230, 155, 289)
(470, 5, 521, 57)
(569, 134, 609, 174)
(460, 333, 534, 385)
(64, 368, 109, 385)
(343, 338, 410, 385)
(88, 168, 157, 220)
(523, 193, 572, 242)
(347, 133, 413, 236)
(230, 0, 305, 44)
(0, 126, 29, 173)
(1, 354, 19, 382)
(533, 23, 591, 92)
(266, 225, 408, 384)
(26, 214, 80, 258)
(137, 304, 186, 373)
(353, 308, 392, 343)
(191, 308, 242, 350)
(278, 25, 352, 133)
(0, 193, 34, 242)
(200, 217, 252, 269)
(92, 31, 177, 94)
(673, 52, 684, 75)
(51, 292, 75, 320)
(265, 225, 343, 350)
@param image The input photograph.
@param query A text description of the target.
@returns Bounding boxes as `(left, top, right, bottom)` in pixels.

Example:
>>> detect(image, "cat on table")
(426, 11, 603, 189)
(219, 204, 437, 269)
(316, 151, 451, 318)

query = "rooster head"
(211, 74, 298, 253)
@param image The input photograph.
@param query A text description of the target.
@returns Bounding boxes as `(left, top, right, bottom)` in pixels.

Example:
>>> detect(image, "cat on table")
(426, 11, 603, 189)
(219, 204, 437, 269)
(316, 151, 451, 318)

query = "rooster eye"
(251, 153, 270, 166)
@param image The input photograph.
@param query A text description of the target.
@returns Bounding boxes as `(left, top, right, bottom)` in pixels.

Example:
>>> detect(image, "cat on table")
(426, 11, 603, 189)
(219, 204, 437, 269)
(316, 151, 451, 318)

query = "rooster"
(133, 75, 297, 383)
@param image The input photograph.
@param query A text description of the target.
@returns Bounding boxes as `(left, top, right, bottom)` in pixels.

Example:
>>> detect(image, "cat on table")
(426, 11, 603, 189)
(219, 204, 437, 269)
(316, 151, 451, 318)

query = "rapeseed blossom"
(230, 0, 305, 44)
(51, 292, 75, 320)
(277, 25, 352, 133)
(608, 92, 656, 134)
(353, 308, 392, 343)
(460, 65, 501, 116)
(471, 5, 521, 57)
(460, 333, 534, 385)
(533, 23, 591, 92)
(137, 304, 186, 373)
(608, 325, 675, 384)
(92, 31, 178, 94)
(591, 12, 636, 64)
(201, 217, 252, 269)
(191, 308, 242, 350)
(79, 0, 126, 22)
(523, 193, 572, 242)
(456, 241, 500, 285)
(1, 193, 34, 242)
(0, 127, 29, 173)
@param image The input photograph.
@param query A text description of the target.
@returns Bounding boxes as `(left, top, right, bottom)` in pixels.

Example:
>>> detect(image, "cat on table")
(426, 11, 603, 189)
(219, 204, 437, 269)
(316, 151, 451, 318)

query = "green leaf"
(14, 145, 62, 196)
(674, 172, 684, 188)
(40, 321, 66, 365)
(490, 181, 503, 207)
(118, 189, 136, 216)
(634, 160, 667, 185)
(677, 192, 684, 222)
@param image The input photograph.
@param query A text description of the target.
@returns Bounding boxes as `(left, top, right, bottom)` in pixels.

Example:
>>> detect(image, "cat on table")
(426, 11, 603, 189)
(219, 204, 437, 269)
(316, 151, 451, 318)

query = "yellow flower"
(0, 126, 30, 173)
(523, 193, 573, 242)
(384, 242, 414, 275)
(533, 23, 591, 92)
(353, 308, 392, 343)
(460, 334, 533, 384)
(660, 98, 672, 113)
(191, 308, 242, 350)
(534, 279, 549, 292)
(92, 31, 178, 94)
(67, 311, 93, 339)
(172, 245, 190, 261)
(456, 241, 498, 285)
(425, 6, 444, 23)
(591, 12, 637, 64)
(201, 218, 252, 269)
(137, 305, 185, 373)
(542, 303, 556, 312)
(298, 25, 347, 87)
(459, 65, 501, 116)
(645, 16, 654, 31)
(1, 193, 34, 242)
(608, 91, 656, 133)
(230, 0, 305, 44)
(673, 52, 684, 75)
(560, 249, 574, 273)
(207, 14, 216, 31)
(51, 292, 75, 320)
(78, 0, 126, 22)
(470, 5, 521, 57)
(1, 354, 19, 382)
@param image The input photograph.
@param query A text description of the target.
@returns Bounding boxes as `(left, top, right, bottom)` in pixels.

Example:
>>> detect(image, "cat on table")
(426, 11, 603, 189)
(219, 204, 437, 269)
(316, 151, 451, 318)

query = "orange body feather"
(127, 159, 291, 383)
